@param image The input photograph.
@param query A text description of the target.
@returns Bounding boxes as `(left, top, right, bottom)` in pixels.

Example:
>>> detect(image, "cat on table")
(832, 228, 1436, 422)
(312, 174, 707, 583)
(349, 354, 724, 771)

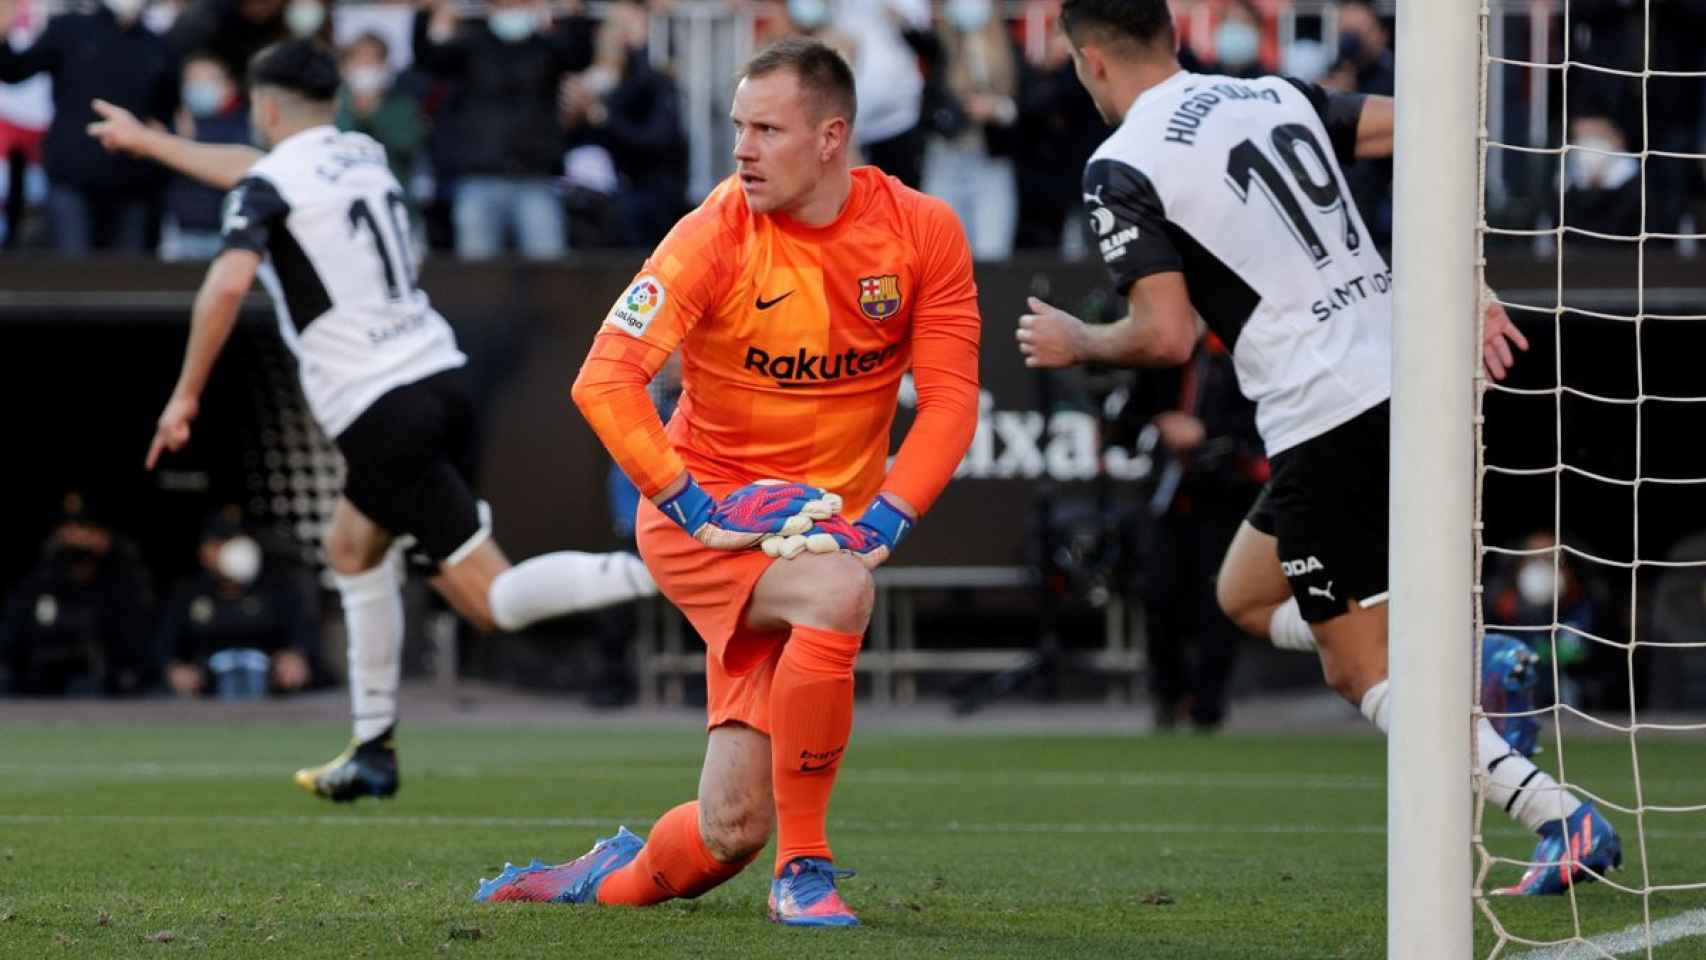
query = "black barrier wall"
(3, 255, 1705, 599)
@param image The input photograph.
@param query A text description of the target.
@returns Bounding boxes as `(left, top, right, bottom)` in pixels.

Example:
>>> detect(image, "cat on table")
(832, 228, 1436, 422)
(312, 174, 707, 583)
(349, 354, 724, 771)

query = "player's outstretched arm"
(147, 250, 261, 469)
(1018, 271, 1197, 369)
(87, 99, 261, 190)
(1355, 95, 1394, 159)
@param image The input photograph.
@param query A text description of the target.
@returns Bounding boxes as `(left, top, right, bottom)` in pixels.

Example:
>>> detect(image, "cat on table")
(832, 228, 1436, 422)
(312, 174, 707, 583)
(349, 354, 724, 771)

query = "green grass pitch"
(1, 723, 1701, 958)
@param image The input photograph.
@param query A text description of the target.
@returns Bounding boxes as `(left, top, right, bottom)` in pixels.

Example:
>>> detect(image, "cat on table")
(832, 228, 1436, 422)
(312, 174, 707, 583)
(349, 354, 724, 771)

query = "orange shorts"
(635, 496, 789, 735)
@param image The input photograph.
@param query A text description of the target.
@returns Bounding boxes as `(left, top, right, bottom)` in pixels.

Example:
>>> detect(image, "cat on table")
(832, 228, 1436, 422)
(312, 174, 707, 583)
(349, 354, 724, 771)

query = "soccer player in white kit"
(89, 40, 656, 802)
(1015, 0, 1621, 895)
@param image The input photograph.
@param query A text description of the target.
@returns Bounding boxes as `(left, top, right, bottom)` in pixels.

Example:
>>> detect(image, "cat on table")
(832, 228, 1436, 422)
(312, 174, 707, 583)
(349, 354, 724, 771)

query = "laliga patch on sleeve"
(606, 275, 667, 338)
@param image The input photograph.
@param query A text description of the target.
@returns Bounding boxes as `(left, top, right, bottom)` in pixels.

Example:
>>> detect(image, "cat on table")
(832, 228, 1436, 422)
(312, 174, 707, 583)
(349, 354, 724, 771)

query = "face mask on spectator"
(345, 65, 390, 98)
(216, 536, 262, 586)
(1214, 21, 1260, 69)
(1337, 32, 1367, 67)
(104, 0, 148, 22)
(183, 81, 229, 118)
(786, 0, 830, 32)
(946, 0, 992, 32)
(488, 8, 540, 43)
(1568, 135, 1637, 190)
(1516, 561, 1557, 608)
(285, 0, 324, 37)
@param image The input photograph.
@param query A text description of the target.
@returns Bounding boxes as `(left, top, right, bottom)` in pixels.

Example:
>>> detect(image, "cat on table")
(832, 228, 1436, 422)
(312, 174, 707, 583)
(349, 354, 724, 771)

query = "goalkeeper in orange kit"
(470, 37, 981, 927)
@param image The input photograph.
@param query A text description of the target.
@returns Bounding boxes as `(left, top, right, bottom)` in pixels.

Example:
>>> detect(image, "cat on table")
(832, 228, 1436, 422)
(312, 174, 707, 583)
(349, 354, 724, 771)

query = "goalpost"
(1389, 0, 1477, 956)
(1399, 0, 1705, 955)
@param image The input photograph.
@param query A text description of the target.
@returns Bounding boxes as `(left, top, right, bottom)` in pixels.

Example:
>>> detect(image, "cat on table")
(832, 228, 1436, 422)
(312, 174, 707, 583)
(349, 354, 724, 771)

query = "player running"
(88, 41, 657, 803)
(471, 38, 980, 926)
(1014, 0, 1620, 896)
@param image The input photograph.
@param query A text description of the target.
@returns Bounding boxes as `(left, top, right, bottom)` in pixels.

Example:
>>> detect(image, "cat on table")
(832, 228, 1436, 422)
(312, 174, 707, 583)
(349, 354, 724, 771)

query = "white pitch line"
(13, 760, 1706, 799)
(0, 811, 1392, 837)
(11, 761, 1706, 796)
(8, 811, 1706, 844)
(1507, 909, 1706, 960)
(0, 761, 1383, 792)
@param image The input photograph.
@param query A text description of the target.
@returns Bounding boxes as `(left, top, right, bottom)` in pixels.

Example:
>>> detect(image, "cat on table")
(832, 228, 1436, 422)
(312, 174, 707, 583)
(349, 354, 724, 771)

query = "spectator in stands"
(167, 0, 289, 91)
(921, 0, 1018, 260)
(282, 0, 332, 43)
(832, 0, 930, 188)
(336, 32, 425, 195)
(1483, 530, 1614, 709)
(1570, 0, 1706, 236)
(158, 509, 316, 700)
(1198, 0, 1263, 79)
(1325, 0, 1393, 248)
(1011, 17, 1100, 256)
(161, 51, 249, 260)
(1139, 337, 1266, 732)
(0, 0, 50, 249)
(413, 0, 593, 260)
(1328, 0, 1393, 96)
(560, 0, 687, 248)
(1562, 112, 1643, 244)
(0, 0, 178, 254)
(0, 493, 154, 696)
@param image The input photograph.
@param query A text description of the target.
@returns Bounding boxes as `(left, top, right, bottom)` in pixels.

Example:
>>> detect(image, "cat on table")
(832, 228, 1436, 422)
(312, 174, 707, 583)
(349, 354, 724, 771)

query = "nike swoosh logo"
(799, 760, 837, 773)
(755, 291, 794, 310)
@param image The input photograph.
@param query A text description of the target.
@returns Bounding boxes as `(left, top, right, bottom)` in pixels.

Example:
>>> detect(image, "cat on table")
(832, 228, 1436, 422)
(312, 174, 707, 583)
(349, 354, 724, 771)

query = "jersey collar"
(268, 124, 341, 156)
(1123, 69, 1194, 121)
(769, 168, 869, 241)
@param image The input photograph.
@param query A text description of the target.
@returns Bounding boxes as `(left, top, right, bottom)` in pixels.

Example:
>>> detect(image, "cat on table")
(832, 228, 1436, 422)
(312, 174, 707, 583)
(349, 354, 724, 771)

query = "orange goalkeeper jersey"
(572, 167, 981, 516)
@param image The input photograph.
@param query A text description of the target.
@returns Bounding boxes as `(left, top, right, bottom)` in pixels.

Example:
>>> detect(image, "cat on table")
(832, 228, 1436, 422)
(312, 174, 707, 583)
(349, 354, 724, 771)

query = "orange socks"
(595, 802, 752, 906)
(598, 625, 862, 904)
(769, 624, 862, 874)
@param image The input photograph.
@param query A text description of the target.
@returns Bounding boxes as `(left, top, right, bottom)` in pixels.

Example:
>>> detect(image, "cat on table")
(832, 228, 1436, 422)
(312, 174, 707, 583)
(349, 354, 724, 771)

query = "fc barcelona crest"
(858, 275, 902, 322)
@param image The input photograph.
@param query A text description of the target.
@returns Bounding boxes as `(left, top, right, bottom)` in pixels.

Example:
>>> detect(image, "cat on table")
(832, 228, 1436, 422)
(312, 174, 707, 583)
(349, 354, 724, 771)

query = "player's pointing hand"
(1016, 296, 1087, 369)
(87, 99, 149, 157)
(146, 394, 199, 470)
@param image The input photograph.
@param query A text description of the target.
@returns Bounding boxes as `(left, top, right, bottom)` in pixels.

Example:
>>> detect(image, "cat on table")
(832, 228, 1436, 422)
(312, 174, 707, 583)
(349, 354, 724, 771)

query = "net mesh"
(1475, 0, 1706, 955)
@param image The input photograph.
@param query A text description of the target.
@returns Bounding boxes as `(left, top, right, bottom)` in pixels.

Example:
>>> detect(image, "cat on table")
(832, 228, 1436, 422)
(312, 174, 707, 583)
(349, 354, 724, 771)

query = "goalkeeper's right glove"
(760, 494, 913, 567)
(657, 477, 841, 551)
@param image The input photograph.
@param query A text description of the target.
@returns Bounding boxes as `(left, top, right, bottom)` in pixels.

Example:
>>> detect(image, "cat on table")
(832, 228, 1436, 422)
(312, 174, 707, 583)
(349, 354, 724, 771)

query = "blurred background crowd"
(0, 0, 1700, 259)
(4, 0, 1704, 727)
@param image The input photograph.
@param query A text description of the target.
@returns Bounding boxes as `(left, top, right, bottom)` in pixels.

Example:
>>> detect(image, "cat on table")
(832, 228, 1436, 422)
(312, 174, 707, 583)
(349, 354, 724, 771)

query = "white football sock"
(1478, 717, 1582, 833)
(1268, 597, 1318, 652)
(488, 551, 657, 632)
(334, 560, 404, 743)
(1363, 680, 1582, 833)
(1359, 679, 1391, 733)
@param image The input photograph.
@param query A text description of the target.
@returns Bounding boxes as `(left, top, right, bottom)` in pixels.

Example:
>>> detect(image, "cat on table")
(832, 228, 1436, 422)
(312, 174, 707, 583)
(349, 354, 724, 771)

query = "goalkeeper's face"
(730, 71, 843, 216)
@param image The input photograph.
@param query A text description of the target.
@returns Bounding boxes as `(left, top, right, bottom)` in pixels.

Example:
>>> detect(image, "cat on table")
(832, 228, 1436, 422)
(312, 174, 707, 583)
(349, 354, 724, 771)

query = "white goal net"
(1474, 0, 1706, 956)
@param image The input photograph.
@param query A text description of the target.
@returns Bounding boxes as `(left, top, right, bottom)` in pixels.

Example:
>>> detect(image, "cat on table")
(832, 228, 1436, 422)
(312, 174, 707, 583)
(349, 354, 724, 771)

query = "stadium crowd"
(0, 0, 1698, 258)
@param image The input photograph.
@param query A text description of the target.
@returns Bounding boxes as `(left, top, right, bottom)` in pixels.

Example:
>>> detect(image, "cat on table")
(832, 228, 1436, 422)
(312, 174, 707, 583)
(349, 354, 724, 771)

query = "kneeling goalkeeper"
(471, 38, 981, 927)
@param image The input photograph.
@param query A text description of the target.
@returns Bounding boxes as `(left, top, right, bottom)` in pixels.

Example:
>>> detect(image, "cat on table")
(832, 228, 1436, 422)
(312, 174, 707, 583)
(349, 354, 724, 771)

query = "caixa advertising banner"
(0, 259, 1139, 580)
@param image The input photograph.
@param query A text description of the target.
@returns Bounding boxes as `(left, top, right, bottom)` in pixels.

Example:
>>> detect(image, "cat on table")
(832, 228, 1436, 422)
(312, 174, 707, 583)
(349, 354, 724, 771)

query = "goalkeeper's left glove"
(761, 493, 914, 568)
(658, 477, 841, 551)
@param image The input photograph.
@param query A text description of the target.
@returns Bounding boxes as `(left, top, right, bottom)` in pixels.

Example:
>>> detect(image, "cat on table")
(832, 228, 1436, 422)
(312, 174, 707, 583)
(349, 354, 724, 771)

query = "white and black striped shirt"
(1084, 71, 1391, 456)
(222, 126, 465, 437)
